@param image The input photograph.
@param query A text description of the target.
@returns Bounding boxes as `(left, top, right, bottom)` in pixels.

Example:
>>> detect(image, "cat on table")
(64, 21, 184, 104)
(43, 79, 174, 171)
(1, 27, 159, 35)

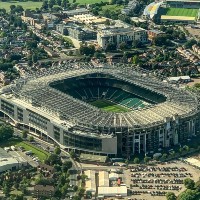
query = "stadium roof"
(1, 62, 198, 129)
(161, 15, 196, 21)
(143, 2, 163, 19)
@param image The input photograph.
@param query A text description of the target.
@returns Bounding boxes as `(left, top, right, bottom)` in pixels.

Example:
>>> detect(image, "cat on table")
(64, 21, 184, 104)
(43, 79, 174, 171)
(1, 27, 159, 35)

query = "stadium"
(0, 62, 199, 157)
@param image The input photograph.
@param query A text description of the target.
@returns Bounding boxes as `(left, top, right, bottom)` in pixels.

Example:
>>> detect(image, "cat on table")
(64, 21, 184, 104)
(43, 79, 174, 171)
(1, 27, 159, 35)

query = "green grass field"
(0, 137, 50, 161)
(101, 4, 123, 12)
(165, 8, 198, 17)
(69, 0, 109, 3)
(90, 99, 130, 113)
(0, 1, 42, 11)
(0, 0, 109, 11)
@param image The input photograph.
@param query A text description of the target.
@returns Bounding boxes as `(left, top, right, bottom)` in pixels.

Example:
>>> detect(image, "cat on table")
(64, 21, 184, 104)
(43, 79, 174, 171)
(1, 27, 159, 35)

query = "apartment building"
(97, 27, 147, 49)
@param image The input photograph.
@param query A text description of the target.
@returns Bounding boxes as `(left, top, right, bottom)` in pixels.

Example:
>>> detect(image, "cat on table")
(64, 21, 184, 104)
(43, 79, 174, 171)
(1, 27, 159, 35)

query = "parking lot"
(123, 161, 200, 200)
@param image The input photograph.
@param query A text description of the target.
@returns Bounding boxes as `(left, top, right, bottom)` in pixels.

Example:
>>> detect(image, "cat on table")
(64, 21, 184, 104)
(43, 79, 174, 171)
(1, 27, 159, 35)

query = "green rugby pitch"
(90, 99, 130, 113)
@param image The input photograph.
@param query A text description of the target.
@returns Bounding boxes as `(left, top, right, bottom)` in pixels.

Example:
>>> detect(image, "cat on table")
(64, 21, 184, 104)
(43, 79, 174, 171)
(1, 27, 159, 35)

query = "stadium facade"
(0, 63, 199, 157)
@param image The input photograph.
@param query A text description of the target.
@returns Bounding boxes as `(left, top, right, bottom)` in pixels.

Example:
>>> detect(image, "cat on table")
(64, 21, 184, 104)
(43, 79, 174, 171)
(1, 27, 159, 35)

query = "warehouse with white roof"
(0, 148, 27, 173)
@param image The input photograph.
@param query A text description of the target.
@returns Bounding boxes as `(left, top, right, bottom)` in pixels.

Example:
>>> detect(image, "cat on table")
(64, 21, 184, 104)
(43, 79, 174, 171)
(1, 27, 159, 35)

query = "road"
(14, 128, 81, 172)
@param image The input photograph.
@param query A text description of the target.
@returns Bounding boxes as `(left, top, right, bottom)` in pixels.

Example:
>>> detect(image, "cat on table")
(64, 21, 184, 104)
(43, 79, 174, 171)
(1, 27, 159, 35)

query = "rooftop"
(161, 15, 196, 21)
(34, 185, 55, 192)
(80, 154, 108, 163)
(98, 186, 127, 196)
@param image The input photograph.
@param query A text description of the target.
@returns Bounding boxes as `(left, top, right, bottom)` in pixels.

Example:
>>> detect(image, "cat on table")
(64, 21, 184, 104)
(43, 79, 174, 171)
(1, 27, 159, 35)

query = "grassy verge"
(16, 141, 50, 161)
(0, 137, 50, 161)
(63, 36, 74, 47)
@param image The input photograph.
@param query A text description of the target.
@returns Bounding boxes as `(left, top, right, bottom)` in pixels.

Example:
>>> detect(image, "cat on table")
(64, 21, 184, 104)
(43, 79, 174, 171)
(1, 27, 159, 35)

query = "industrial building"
(0, 148, 27, 173)
(84, 170, 127, 198)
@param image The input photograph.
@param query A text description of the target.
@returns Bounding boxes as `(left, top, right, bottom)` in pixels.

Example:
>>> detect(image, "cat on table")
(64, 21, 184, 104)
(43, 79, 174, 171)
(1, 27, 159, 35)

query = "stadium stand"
(0, 61, 199, 156)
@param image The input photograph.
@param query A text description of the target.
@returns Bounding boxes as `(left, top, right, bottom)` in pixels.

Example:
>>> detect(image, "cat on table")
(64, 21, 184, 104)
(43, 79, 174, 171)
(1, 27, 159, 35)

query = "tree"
(56, 0, 62, 6)
(62, 161, 72, 173)
(0, 124, 14, 141)
(29, 136, 34, 142)
(179, 147, 183, 155)
(144, 156, 151, 164)
(22, 130, 28, 139)
(61, 0, 68, 8)
(32, 54, 38, 63)
(105, 43, 116, 51)
(184, 178, 195, 190)
(178, 189, 200, 200)
(161, 153, 167, 161)
(179, 33, 186, 40)
(132, 55, 139, 65)
(61, 183, 69, 196)
(79, 45, 95, 56)
(119, 42, 127, 50)
(183, 145, 190, 152)
(3, 184, 10, 197)
(132, 40, 142, 48)
(195, 181, 200, 191)
(73, 185, 78, 192)
(69, 150, 76, 159)
(166, 192, 177, 200)
(49, 0, 55, 9)
(54, 146, 61, 155)
(125, 159, 129, 167)
(133, 157, 140, 164)
(104, 19, 110, 26)
(15, 5, 24, 13)
(41, 0, 48, 10)
(77, 187, 85, 197)
(45, 153, 62, 165)
(94, 52, 106, 59)
(80, 174, 88, 183)
(184, 39, 197, 49)
(10, 5, 16, 11)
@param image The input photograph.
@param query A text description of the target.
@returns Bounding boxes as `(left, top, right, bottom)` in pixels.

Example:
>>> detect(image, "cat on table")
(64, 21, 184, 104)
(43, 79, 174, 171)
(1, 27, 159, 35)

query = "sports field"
(0, 0, 108, 11)
(0, 1, 42, 11)
(165, 8, 198, 17)
(90, 99, 130, 113)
